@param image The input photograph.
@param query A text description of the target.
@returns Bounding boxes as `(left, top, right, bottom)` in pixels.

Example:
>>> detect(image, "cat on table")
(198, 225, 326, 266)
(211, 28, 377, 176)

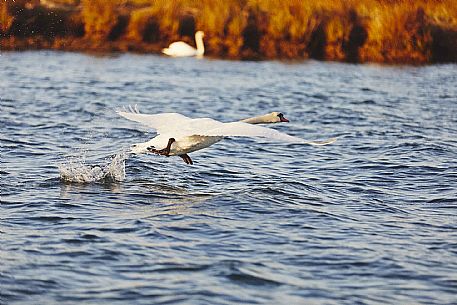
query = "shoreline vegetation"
(1, 0, 457, 63)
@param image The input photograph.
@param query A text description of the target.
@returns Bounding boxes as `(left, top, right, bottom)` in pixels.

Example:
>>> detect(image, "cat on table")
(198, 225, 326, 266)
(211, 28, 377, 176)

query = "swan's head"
(269, 112, 290, 123)
(195, 31, 205, 38)
(241, 112, 290, 124)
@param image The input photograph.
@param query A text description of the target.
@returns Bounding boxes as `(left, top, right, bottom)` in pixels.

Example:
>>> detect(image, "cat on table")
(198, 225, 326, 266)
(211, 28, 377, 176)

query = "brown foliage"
(1, 0, 457, 63)
(0, 2, 14, 35)
(81, 0, 120, 40)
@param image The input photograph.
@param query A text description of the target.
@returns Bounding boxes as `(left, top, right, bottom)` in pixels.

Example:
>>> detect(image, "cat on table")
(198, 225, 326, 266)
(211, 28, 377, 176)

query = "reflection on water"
(1, 51, 457, 305)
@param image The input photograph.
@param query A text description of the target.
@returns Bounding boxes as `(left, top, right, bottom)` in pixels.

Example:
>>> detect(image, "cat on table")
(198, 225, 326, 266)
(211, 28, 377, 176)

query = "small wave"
(227, 272, 282, 286)
(58, 152, 128, 183)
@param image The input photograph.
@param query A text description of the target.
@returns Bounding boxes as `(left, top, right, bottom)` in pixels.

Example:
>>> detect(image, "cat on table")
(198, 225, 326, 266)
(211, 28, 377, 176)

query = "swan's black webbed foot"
(179, 154, 193, 165)
(148, 138, 175, 157)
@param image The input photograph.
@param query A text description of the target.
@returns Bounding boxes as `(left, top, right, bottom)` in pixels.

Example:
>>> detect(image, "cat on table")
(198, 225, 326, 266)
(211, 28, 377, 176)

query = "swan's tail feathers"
(303, 137, 337, 146)
(162, 48, 171, 56)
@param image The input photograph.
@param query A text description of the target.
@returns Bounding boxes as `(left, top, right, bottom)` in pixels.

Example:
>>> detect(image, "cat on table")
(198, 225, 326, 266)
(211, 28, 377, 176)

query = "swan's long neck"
(195, 34, 204, 56)
(240, 114, 273, 124)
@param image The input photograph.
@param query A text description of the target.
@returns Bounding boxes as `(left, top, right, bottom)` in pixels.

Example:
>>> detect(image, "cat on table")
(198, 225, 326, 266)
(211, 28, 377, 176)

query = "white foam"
(59, 152, 128, 183)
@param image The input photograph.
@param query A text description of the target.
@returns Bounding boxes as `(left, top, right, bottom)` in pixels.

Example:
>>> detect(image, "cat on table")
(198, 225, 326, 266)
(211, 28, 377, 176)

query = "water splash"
(59, 152, 128, 183)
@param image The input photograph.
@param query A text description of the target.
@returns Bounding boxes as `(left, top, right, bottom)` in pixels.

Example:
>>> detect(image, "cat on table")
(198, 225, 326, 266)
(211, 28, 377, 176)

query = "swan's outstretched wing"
(195, 121, 336, 146)
(117, 108, 191, 134)
(118, 109, 336, 146)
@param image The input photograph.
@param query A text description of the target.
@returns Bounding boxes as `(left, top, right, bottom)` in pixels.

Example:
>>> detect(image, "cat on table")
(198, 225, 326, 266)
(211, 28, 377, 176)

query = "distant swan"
(117, 106, 336, 165)
(162, 31, 205, 57)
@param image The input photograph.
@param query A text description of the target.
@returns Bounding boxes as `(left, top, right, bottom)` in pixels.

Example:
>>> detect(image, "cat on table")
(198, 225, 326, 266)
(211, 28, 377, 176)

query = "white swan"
(162, 31, 205, 57)
(117, 107, 336, 165)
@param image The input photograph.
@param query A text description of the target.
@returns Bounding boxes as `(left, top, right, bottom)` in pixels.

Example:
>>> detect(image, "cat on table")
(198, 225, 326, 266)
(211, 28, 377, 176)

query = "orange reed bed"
(1, 0, 456, 63)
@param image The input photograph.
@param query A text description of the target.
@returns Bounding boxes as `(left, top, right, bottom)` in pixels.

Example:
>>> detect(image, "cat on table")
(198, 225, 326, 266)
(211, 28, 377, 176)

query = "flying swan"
(162, 31, 205, 57)
(117, 106, 336, 165)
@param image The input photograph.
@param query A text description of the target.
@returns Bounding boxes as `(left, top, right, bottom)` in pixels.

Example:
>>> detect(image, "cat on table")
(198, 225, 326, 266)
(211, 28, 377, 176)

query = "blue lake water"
(1, 51, 457, 304)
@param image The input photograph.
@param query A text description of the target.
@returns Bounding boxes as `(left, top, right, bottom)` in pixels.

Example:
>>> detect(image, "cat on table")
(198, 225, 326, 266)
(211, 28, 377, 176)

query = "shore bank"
(1, 0, 457, 63)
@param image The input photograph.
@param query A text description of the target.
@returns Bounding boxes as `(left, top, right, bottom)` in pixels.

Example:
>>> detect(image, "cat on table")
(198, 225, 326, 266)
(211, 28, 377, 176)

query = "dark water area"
(1, 51, 457, 304)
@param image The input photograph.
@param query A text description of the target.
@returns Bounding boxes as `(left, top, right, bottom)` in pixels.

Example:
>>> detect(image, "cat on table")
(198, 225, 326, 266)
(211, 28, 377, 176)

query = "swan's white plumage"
(117, 108, 336, 156)
(116, 110, 299, 142)
(116, 111, 192, 134)
(200, 121, 304, 143)
(162, 31, 205, 57)
(163, 42, 199, 57)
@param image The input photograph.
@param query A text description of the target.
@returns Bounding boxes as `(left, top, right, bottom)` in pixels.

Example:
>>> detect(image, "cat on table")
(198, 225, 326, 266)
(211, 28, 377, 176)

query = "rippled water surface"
(1, 51, 457, 304)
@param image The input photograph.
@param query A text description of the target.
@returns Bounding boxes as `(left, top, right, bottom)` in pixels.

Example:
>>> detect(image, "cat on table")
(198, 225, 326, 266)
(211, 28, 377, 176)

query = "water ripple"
(1, 52, 456, 305)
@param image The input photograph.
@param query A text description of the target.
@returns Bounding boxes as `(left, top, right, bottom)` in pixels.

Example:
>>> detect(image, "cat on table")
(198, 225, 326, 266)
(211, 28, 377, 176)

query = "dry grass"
(0, 2, 14, 34)
(2, 0, 457, 63)
(81, 0, 120, 40)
